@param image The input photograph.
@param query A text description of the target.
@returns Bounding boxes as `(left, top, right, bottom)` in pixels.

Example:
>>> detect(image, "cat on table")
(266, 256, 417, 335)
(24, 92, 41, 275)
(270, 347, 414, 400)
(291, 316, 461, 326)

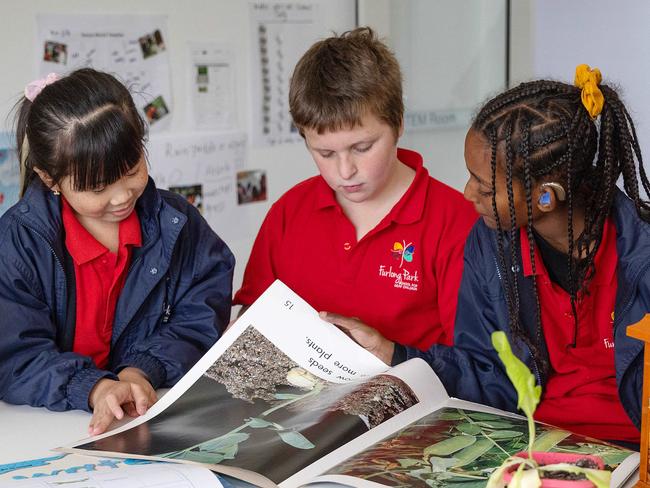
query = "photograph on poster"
(143, 95, 169, 123)
(236, 169, 267, 205)
(169, 184, 203, 213)
(138, 29, 166, 59)
(43, 40, 67, 64)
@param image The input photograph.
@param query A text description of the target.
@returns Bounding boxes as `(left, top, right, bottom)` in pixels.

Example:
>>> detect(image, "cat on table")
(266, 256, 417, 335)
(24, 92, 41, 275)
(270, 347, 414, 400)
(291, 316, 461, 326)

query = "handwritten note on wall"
(36, 14, 173, 132)
(147, 132, 248, 240)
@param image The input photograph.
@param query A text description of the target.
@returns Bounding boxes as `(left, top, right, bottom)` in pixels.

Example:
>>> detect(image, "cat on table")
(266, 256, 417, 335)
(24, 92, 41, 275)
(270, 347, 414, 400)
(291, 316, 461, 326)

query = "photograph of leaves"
(325, 407, 631, 487)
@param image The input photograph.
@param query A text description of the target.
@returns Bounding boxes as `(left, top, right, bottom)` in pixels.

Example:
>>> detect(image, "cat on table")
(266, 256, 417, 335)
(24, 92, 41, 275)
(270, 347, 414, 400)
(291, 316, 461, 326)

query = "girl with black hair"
(0, 69, 235, 435)
(326, 64, 650, 444)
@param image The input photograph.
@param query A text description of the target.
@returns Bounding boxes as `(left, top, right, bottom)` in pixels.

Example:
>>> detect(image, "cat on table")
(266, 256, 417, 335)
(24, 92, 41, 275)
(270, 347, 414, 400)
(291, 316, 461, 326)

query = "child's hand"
(319, 311, 395, 365)
(87, 373, 156, 436)
(117, 367, 157, 417)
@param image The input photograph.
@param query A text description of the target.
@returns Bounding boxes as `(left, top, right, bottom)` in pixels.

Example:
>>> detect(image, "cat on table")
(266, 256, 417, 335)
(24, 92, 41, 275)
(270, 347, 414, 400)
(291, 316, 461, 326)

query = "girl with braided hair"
(333, 65, 650, 444)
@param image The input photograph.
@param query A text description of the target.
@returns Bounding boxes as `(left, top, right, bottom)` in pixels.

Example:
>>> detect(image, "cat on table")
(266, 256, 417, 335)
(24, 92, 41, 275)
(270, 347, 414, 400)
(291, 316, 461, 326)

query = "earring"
(52, 189, 60, 196)
(539, 182, 566, 202)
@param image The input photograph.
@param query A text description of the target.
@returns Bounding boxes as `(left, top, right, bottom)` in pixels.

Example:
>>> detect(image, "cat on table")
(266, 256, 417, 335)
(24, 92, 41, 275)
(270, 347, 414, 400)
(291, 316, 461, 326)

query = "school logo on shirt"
(378, 240, 419, 291)
(391, 240, 415, 268)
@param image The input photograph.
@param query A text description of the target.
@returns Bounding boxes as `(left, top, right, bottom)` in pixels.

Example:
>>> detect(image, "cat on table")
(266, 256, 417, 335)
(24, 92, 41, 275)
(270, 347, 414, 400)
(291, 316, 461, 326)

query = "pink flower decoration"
(24, 72, 60, 102)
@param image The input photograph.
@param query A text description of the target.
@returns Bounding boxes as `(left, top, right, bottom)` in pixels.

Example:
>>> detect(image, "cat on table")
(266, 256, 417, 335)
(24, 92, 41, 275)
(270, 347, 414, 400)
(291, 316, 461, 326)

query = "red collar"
(314, 147, 428, 224)
(62, 198, 142, 264)
(520, 217, 617, 286)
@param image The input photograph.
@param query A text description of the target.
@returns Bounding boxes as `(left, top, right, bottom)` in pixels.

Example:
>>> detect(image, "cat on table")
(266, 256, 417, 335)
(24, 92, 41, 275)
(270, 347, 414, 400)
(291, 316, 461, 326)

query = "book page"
(60, 281, 434, 488)
(309, 396, 638, 488)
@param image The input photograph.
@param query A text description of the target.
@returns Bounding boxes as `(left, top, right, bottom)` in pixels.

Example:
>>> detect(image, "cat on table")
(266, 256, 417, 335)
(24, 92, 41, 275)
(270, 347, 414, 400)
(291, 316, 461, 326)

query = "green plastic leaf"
(491, 331, 541, 419)
(487, 456, 528, 488)
(199, 432, 249, 452)
(456, 422, 482, 435)
(277, 430, 315, 450)
(585, 469, 613, 488)
(511, 463, 541, 488)
(423, 435, 476, 457)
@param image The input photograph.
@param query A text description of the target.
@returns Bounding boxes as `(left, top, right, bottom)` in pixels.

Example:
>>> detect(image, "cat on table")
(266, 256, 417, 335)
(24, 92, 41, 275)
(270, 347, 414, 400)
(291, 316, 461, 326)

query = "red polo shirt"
(62, 198, 142, 369)
(235, 148, 477, 349)
(520, 219, 639, 442)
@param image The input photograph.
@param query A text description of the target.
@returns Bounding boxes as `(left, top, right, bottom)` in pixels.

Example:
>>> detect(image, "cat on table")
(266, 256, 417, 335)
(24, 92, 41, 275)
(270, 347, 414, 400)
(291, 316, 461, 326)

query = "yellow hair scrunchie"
(574, 64, 604, 118)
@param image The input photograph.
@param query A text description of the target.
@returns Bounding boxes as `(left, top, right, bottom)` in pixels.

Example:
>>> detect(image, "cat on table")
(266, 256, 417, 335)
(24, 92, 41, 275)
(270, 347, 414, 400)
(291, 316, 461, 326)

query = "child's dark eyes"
(92, 187, 106, 194)
(478, 189, 493, 198)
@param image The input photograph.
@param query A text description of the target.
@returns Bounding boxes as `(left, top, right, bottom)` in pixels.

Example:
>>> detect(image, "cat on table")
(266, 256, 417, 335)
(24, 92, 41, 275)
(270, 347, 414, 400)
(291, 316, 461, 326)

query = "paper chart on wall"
(36, 14, 173, 132)
(187, 43, 237, 131)
(0, 132, 20, 218)
(147, 131, 247, 241)
(249, 1, 331, 147)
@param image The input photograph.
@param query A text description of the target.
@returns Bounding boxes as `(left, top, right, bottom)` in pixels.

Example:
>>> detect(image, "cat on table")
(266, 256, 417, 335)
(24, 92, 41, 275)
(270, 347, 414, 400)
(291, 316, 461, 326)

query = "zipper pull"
(162, 302, 172, 323)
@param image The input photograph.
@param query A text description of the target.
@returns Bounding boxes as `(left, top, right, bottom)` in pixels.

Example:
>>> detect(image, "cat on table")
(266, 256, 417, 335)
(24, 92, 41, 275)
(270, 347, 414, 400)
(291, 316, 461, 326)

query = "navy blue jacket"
(407, 191, 650, 429)
(0, 178, 235, 412)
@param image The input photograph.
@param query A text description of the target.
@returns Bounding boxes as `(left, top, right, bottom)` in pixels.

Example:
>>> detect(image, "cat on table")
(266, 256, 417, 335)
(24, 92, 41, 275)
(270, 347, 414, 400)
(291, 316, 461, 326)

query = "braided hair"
(472, 79, 650, 376)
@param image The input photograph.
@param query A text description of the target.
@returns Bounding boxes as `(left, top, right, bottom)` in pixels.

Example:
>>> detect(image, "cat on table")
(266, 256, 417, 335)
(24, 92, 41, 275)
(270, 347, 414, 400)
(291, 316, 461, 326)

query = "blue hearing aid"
(538, 182, 566, 206)
(539, 191, 552, 206)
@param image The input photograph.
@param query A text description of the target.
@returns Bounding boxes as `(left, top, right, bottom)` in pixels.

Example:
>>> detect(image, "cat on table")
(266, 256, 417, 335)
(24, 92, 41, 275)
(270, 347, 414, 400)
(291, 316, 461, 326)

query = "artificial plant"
(486, 331, 611, 488)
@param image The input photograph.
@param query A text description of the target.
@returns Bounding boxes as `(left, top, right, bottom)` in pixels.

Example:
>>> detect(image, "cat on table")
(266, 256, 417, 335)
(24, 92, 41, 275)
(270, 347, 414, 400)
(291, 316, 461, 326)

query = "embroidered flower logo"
(392, 240, 414, 268)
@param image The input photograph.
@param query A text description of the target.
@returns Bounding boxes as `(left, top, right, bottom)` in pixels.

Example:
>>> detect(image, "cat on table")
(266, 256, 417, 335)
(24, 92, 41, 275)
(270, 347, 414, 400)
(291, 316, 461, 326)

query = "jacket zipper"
(492, 253, 543, 387)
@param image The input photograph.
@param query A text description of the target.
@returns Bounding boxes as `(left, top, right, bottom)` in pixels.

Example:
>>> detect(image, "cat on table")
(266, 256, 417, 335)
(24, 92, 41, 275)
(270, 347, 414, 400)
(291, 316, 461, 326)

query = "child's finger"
(88, 408, 114, 436)
(319, 311, 352, 327)
(122, 401, 139, 417)
(130, 384, 153, 416)
(105, 394, 125, 421)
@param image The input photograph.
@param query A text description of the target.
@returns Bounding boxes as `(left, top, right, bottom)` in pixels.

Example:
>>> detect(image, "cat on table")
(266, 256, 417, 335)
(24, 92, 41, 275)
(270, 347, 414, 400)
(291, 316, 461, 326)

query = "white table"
(0, 401, 90, 464)
(0, 401, 255, 487)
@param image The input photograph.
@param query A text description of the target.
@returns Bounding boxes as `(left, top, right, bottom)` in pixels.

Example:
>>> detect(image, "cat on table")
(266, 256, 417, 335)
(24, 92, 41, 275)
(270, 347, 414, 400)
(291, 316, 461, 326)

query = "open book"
(60, 280, 639, 488)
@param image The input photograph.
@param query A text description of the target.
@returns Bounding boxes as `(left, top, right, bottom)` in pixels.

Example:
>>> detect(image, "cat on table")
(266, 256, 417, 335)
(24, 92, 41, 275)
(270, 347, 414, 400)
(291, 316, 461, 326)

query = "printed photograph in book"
(325, 407, 633, 487)
(75, 326, 419, 485)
